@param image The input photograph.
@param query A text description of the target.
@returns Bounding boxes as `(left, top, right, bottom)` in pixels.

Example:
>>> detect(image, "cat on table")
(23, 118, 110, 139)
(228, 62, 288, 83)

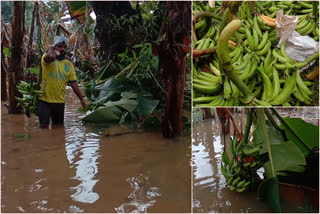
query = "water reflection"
(64, 100, 100, 204)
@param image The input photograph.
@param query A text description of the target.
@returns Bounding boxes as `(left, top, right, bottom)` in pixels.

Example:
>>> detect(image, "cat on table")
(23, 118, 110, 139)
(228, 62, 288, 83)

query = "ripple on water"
(115, 174, 161, 213)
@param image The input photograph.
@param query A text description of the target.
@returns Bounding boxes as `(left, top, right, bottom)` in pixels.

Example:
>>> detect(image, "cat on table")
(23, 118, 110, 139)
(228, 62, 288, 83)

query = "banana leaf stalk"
(115, 63, 132, 78)
(96, 60, 112, 83)
(257, 108, 282, 213)
(257, 108, 275, 177)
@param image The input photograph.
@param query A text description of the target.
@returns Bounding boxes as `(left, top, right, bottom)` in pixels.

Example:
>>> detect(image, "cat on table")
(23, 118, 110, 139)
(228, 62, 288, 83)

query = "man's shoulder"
(62, 57, 75, 67)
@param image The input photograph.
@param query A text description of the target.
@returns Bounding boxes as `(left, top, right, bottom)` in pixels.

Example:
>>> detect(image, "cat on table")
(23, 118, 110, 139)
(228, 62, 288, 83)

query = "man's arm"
(44, 46, 56, 63)
(69, 82, 86, 110)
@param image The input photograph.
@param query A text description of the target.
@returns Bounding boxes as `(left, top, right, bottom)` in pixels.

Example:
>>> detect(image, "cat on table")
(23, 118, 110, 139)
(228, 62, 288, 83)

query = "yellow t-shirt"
(39, 55, 77, 103)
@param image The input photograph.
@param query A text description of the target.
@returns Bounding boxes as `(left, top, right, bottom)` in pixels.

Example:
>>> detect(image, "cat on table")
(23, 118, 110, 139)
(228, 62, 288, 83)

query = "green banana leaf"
(253, 120, 283, 154)
(65, 2, 93, 24)
(82, 92, 138, 123)
(93, 78, 151, 104)
(93, 78, 137, 104)
(279, 117, 319, 156)
(104, 93, 138, 113)
(263, 141, 306, 178)
(258, 176, 281, 213)
(136, 96, 159, 117)
(81, 106, 123, 123)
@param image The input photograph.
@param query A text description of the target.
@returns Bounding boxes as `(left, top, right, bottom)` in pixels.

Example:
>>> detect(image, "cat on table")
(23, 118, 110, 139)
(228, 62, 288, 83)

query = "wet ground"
(192, 108, 319, 213)
(1, 88, 191, 213)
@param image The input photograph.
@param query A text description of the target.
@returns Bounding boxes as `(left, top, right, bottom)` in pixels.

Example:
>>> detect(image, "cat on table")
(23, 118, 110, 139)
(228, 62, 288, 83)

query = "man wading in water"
(38, 36, 86, 128)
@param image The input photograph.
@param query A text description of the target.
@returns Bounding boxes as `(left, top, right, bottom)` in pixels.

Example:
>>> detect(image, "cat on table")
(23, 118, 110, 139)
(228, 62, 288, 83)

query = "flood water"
(1, 88, 191, 213)
(192, 108, 319, 213)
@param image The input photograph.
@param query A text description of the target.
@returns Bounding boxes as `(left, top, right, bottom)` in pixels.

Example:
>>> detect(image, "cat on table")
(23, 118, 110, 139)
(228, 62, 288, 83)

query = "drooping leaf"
(81, 106, 123, 123)
(263, 141, 306, 178)
(136, 96, 159, 117)
(65, 1, 93, 24)
(279, 117, 319, 156)
(81, 91, 139, 123)
(93, 78, 137, 104)
(258, 176, 281, 213)
(103, 95, 138, 113)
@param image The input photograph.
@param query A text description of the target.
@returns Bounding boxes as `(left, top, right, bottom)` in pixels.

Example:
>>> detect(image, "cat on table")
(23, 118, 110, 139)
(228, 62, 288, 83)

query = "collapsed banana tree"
(219, 108, 319, 212)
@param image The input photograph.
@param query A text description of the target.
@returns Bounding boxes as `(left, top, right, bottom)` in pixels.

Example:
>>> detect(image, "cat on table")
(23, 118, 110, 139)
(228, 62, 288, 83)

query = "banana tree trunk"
(1, 60, 8, 101)
(8, 1, 25, 113)
(26, 1, 39, 68)
(154, 1, 191, 138)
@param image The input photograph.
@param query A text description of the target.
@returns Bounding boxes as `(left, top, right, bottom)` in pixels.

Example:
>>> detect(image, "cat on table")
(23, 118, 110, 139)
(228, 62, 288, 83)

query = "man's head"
(53, 36, 68, 59)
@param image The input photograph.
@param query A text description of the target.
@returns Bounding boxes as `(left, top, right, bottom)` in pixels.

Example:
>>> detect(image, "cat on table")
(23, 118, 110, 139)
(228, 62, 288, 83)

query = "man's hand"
(44, 45, 56, 63)
(70, 82, 87, 111)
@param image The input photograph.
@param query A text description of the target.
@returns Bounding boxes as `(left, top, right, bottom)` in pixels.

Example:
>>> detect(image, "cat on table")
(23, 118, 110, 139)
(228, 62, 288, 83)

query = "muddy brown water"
(1, 88, 191, 213)
(192, 108, 319, 213)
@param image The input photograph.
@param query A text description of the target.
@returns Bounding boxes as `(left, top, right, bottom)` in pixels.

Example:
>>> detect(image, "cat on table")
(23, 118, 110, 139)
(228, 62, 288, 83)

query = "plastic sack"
(276, 10, 319, 62)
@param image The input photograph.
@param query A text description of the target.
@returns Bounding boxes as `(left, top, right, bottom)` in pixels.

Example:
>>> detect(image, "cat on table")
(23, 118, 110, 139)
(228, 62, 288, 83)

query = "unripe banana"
(256, 40, 271, 56)
(271, 67, 280, 100)
(232, 177, 241, 186)
(236, 187, 246, 192)
(253, 15, 263, 37)
(256, 31, 269, 50)
(270, 72, 297, 105)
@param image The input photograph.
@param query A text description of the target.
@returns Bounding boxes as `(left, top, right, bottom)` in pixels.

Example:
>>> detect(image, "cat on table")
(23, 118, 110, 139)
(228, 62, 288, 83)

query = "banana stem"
(224, 66, 255, 104)
(192, 48, 216, 57)
(217, 19, 255, 104)
(257, 108, 275, 177)
(270, 108, 311, 153)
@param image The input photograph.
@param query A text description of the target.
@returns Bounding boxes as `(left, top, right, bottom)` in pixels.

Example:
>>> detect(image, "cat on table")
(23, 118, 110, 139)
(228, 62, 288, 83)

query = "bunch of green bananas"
(193, 1, 319, 107)
(221, 136, 263, 192)
(15, 81, 43, 117)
